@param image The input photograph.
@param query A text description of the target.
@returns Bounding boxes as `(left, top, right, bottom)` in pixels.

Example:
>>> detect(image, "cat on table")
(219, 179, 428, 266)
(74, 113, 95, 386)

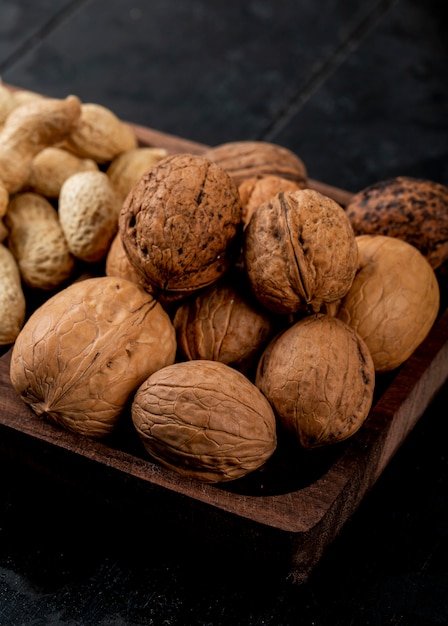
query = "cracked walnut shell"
(256, 314, 375, 449)
(119, 153, 242, 299)
(243, 188, 358, 315)
(131, 359, 277, 483)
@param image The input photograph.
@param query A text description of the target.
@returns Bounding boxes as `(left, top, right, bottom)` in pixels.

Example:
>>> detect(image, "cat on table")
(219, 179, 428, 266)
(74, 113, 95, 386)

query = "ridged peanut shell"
(244, 188, 358, 314)
(256, 314, 375, 449)
(132, 360, 277, 483)
(0, 243, 26, 345)
(10, 276, 177, 438)
(5, 192, 76, 290)
(59, 170, 121, 263)
(337, 234, 440, 372)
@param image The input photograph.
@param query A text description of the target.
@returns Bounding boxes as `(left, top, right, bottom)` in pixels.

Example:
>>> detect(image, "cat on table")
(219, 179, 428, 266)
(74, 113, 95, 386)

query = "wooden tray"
(1, 106, 447, 583)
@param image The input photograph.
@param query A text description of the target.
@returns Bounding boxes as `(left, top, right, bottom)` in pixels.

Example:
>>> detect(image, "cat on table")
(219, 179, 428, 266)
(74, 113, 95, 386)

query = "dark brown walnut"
(243, 188, 358, 315)
(345, 176, 448, 270)
(203, 141, 308, 188)
(10, 276, 177, 438)
(238, 174, 301, 227)
(118, 153, 242, 300)
(256, 313, 375, 449)
(131, 360, 277, 483)
(173, 274, 279, 374)
(337, 234, 440, 372)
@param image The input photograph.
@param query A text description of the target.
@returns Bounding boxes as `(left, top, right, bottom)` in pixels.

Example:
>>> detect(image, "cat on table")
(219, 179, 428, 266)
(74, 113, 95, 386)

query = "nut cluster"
(3, 89, 443, 486)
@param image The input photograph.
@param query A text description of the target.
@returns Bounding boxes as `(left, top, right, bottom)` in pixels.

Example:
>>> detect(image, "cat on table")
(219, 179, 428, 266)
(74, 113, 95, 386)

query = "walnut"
(203, 140, 308, 188)
(118, 153, 242, 300)
(256, 313, 375, 449)
(173, 273, 279, 374)
(337, 234, 440, 372)
(238, 174, 301, 227)
(131, 359, 277, 483)
(9, 276, 177, 438)
(345, 176, 448, 270)
(243, 188, 358, 315)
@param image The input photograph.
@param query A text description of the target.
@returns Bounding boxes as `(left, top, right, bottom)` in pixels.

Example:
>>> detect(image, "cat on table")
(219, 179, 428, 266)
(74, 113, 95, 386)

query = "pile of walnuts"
(4, 88, 444, 485)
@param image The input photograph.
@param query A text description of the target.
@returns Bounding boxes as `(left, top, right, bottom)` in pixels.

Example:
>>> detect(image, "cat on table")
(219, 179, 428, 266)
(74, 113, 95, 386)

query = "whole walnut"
(337, 234, 440, 372)
(238, 174, 301, 227)
(256, 313, 375, 449)
(119, 153, 242, 300)
(173, 274, 278, 373)
(10, 276, 177, 438)
(243, 188, 358, 315)
(345, 176, 448, 270)
(203, 140, 308, 188)
(132, 359, 277, 483)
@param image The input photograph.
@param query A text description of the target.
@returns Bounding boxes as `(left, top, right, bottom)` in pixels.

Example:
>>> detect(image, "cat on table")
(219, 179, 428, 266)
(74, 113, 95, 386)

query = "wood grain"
(1, 84, 447, 583)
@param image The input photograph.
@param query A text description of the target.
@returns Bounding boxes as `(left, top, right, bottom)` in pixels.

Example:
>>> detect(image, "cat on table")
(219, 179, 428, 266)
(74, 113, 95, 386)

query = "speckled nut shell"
(203, 140, 308, 188)
(118, 153, 242, 298)
(243, 188, 358, 315)
(255, 313, 375, 449)
(345, 176, 448, 270)
(131, 359, 277, 483)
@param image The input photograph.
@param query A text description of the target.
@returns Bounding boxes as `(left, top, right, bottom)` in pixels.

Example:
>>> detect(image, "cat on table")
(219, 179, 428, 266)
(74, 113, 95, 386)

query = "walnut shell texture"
(337, 234, 440, 372)
(345, 176, 448, 270)
(243, 188, 358, 315)
(203, 140, 308, 188)
(173, 275, 277, 373)
(131, 359, 277, 483)
(10, 277, 177, 438)
(256, 314, 375, 449)
(238, 174, 301, 227)
(119, 153, 242, 297)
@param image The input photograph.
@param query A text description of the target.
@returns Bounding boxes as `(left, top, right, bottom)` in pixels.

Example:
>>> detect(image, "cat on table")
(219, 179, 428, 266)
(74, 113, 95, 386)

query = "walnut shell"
(203, 140, 308, 188)
(345, 176, 448, 270)
(118, 153, 242, 298)
(256, 313, 375, 449)
(106, 147, 168, 203)
(173, 275, 278, 373)
(238, 174, 301, 227)
(243, 188, 358, 315)
(10, 276, 177, 438)
(337, 234, 440, 372)
(131, 360, 277, 483)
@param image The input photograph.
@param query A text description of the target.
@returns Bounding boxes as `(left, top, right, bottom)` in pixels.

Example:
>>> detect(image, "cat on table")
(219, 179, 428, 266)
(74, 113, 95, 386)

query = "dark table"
(1, 1, 447, 624)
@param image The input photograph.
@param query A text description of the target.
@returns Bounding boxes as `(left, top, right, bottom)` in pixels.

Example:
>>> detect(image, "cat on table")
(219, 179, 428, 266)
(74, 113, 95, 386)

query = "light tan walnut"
(119, 153, 242, 300)
(131, 359, 277, 483)
(203, 140, 308, 188)
(173, 274, 278, 374)
(256, 313, 375, 449)
(243, 188, 358, 315)
(10, 276, 177, 438)
(337, 234, 440, 372)
(238, 174, 301, 227)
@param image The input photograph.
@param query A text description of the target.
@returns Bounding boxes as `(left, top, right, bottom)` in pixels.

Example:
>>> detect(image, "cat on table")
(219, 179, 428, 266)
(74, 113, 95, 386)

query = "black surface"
(1, 1, 447, 624)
